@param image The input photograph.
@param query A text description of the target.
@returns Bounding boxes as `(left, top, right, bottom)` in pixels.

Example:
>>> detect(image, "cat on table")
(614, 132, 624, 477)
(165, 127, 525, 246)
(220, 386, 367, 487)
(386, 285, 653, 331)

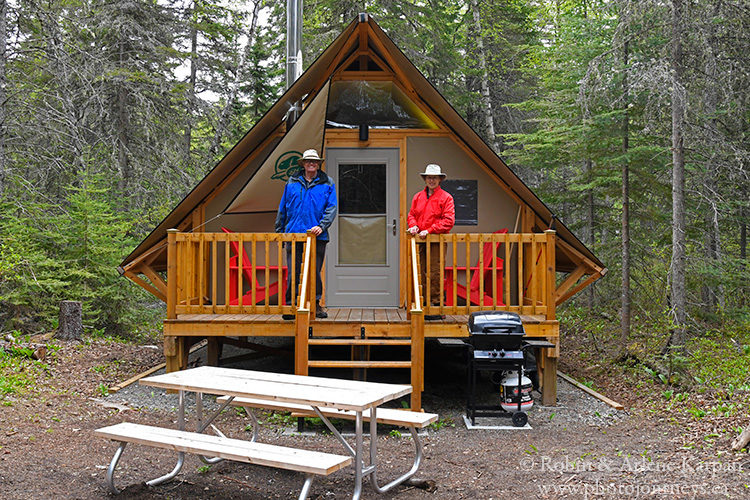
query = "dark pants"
(418, 241, 444, 306)
(285, 240, 327, 305)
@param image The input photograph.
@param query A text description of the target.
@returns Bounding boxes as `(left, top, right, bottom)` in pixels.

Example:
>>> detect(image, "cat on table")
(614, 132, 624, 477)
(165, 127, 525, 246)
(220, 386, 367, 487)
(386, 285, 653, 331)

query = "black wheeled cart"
(465, 311, 554, 427)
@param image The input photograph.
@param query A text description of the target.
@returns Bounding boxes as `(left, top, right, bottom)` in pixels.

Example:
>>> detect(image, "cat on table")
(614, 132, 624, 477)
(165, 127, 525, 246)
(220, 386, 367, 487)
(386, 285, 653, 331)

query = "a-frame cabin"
(119, 14, 606, 410)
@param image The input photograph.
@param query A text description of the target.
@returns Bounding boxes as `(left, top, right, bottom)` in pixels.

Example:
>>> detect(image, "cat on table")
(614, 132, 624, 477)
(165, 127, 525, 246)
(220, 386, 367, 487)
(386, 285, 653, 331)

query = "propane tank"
(499, 369, 534, 412)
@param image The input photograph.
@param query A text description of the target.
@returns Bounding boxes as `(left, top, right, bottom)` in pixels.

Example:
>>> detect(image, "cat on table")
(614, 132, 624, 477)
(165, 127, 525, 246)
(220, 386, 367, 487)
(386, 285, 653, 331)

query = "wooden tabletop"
(141, 366, 412, 412)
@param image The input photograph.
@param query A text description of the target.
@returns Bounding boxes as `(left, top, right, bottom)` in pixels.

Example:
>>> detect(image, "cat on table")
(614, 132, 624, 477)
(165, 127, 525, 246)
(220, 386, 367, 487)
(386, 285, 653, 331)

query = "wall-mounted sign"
(271, 150, 302, 181)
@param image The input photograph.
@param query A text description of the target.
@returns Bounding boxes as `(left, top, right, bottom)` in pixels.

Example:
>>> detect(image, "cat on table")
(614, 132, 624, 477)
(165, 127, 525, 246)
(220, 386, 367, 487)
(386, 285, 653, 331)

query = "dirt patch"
(1, 339, 748, 499)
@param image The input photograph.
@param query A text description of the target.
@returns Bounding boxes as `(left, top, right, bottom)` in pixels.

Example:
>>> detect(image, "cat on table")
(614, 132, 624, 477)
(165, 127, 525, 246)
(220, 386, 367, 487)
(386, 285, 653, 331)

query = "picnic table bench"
(95, 422, 351, 498)
(96, 367, 432, 500)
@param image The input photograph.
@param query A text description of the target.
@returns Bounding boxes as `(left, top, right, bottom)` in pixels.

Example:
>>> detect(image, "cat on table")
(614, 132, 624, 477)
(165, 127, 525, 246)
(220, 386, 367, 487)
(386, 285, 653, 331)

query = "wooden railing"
(166, 230, 314, 317)
(407, 230, 556, 320)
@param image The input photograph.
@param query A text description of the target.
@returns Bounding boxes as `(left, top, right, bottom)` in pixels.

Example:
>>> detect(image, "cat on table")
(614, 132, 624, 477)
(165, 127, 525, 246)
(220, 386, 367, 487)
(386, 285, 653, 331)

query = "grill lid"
(468, 311, 524, 335)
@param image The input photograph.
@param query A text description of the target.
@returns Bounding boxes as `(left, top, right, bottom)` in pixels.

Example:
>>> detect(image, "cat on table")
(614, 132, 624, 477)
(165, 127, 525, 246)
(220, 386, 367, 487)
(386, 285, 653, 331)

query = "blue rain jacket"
(275, 169, 337, 241)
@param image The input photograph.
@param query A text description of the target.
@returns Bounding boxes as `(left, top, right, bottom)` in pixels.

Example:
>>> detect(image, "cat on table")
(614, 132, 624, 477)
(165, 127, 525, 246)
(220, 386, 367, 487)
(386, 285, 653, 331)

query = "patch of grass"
(688, 324, 750, 390)
(427, 417, 455, 431)
(264, 411, 296, 426)
(97, 383, 109, 397)
(389, 429, 402, 438)
(0, 349, 50, 397)
(197, 465, 211, 474)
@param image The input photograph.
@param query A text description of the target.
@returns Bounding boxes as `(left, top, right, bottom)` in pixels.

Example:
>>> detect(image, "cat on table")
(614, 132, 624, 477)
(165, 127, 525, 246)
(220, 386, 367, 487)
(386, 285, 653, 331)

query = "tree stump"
(732, 425, 750, 452)
(57, 301, 82, 340)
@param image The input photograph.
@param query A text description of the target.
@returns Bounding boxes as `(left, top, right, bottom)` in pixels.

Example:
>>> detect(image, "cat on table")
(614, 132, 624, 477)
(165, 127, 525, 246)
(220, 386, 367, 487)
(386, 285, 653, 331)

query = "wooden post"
(295, 233, 313, 376)
(165, 229, 179, 373)
(207, 337, 222, 366)
(542, 230, 558, 406)
(308, 231, 317, 316)
(544, 230, 556, 320)
(295, 310, 310, 376)
(57, 301, 82, 340)
(167, 229, 178, 320)
(410, 307, 425, 411)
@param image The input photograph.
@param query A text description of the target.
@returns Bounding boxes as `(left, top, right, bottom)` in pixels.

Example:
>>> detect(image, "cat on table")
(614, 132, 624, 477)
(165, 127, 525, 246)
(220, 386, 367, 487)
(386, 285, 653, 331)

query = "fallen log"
(732, 425, 750, 452)
(1, 341, 49, 361)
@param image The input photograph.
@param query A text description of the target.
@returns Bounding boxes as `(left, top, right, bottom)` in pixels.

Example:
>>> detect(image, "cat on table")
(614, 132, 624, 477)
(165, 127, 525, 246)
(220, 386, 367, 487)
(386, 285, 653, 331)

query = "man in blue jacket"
(275, 149, 337, 319)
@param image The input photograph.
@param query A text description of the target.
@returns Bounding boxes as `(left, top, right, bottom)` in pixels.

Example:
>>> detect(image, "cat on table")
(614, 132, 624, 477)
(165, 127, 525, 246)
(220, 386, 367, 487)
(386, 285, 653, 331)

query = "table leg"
(368, 405, 424, 494)
(146, 390, 186, 487)
(353, 410, 364, 500)
(196, 392, 226, 464)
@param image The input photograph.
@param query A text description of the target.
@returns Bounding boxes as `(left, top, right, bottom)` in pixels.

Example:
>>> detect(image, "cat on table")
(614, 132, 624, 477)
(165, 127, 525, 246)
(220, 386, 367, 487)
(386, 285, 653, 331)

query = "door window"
(338, 163, 387, 265)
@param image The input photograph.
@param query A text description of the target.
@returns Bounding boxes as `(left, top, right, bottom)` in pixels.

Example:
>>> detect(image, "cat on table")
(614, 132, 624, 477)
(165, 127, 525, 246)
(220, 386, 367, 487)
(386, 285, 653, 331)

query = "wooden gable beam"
(121, 239, 167, 274)
(138, 263, 168, 297)
(556, 268, 607, 306)
(359, 23, 368, 69)
(556, 236, 603, 274)
(123, 270, 167, 303)
(554, 265, 587, 303)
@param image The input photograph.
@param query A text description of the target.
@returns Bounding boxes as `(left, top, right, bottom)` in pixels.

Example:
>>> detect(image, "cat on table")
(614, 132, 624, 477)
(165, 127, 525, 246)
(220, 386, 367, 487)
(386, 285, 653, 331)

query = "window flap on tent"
(326, 81, 437, 129)
(223, 82, 331, 214)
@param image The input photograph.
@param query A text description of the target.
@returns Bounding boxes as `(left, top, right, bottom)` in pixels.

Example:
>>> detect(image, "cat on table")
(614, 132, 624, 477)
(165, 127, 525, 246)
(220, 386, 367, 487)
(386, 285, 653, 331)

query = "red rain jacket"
(407, 186, 455, 234)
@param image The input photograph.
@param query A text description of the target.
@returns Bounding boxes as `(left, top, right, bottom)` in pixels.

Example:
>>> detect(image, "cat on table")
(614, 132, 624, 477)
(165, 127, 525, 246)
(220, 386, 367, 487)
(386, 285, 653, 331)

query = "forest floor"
(0, 325, 748, 499)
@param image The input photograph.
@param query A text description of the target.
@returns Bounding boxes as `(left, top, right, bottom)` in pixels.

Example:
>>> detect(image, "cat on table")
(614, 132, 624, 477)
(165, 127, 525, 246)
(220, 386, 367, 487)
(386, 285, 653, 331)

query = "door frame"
(325, 147, 400, 307)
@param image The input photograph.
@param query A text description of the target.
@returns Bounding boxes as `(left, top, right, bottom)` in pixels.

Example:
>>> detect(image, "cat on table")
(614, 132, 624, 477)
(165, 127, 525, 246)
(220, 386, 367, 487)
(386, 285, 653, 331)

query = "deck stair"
(306, 334, 414, 370)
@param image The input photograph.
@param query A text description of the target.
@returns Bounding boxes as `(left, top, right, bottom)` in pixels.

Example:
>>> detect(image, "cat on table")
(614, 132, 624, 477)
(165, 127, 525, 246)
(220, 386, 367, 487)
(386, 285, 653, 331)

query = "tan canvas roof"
(121, 14, 603, 272)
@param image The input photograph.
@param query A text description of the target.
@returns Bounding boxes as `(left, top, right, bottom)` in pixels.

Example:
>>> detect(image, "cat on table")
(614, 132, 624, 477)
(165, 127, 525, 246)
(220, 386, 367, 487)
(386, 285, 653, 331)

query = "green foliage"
(0, 174, 162, 335)
(427, 417, 455, 431)
(0, 349, 50, 397)
(97, 383, 109, 397)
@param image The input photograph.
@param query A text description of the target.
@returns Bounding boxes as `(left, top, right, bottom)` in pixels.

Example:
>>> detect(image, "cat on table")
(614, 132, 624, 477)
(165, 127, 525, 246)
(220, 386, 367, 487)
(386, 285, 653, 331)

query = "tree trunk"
(0, 0, 7, 196)
(620, 20, 630, 350)
(116, 39, 130, 196)
(57, 301, 83, 340)
(700, 1, 724, 313)
(470, 0, 498, 152)
(184, 0, 198, 167)
(586, 158, 595, 310)
(741, 204, 747, 307)
(670, 0, 687, 347)
(209, 1, 261, 158)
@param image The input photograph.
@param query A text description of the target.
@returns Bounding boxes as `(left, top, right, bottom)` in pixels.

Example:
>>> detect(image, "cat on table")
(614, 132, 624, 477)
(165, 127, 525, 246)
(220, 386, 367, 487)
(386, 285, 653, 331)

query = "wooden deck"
(164, 308, 558, 339)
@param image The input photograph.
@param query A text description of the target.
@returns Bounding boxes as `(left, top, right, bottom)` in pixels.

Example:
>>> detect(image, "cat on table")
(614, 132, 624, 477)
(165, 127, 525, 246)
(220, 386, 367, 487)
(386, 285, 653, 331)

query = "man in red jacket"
(407, 164, 455, 319)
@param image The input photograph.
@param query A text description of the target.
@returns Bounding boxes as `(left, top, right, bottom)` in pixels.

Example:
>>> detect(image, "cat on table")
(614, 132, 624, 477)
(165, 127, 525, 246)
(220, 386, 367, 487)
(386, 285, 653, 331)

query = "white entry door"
(326, 148, 399, 306)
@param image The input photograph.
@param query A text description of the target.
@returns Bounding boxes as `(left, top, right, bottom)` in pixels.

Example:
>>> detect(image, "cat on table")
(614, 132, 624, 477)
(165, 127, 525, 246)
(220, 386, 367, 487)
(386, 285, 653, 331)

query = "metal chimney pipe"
(286, 0, 303, 90)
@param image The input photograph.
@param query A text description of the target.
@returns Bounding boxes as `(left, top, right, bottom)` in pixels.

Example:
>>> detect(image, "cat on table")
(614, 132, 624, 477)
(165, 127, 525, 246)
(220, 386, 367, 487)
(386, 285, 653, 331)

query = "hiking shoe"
(425, 314, 445, 320)
(282, 314, 295, 320)
(315, 302, 328, 319)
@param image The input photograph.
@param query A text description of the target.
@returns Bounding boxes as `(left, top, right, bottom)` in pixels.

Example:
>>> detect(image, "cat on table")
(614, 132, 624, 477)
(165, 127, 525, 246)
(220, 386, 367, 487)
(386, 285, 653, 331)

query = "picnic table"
(96, 366, 437, 499)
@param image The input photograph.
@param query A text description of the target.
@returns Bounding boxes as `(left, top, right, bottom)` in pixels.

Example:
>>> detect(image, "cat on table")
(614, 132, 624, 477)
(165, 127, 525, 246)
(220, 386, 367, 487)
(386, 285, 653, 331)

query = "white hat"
(419, 164, 446, 178)
(297, 149, 324, 164)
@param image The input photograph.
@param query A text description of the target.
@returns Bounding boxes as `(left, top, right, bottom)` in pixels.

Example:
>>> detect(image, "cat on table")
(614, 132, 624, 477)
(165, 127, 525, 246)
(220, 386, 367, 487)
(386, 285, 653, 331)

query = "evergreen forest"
(0, 0, 748, 389)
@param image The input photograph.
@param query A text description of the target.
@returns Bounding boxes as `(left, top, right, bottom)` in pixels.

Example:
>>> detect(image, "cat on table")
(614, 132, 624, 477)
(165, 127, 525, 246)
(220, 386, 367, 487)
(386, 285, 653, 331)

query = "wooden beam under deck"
(163, 308, 560, 408)
(163, 309, 558, 339)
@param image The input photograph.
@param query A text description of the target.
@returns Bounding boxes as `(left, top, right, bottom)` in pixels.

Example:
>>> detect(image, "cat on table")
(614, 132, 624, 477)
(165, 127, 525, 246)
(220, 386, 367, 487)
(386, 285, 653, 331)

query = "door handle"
(392, 219, 397, 236)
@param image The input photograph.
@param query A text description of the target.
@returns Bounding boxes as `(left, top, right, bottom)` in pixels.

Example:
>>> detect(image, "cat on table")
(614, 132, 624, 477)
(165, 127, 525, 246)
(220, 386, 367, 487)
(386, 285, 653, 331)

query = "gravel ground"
(107, 338, 626, 431)
(3, 338, 746, 500)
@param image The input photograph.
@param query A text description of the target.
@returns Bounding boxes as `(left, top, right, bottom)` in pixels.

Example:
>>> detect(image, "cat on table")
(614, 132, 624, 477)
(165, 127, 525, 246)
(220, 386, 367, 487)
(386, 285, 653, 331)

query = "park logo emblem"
(271, 151, 302, 181)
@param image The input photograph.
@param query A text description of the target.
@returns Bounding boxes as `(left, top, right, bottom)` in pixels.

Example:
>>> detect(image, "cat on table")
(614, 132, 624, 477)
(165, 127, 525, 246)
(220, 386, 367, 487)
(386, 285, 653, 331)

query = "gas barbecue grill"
(465, 311, 554, 427)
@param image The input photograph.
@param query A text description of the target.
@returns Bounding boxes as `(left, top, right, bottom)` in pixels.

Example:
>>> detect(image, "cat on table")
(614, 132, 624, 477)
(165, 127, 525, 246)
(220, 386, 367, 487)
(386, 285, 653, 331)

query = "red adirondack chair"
(445, 229, 507, 307)
(221, 227, 288, 305)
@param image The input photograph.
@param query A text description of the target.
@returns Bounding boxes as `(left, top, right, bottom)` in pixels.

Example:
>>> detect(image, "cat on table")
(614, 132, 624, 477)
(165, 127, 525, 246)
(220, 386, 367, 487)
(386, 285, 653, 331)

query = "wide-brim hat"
(297, 149, 324, 165)
(419, 164, 446, 178)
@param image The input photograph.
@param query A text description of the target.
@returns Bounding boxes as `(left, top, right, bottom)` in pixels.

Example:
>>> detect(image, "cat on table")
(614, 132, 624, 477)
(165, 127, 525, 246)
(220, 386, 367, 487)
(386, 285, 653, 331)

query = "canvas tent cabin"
(119, 14, 606, 410)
